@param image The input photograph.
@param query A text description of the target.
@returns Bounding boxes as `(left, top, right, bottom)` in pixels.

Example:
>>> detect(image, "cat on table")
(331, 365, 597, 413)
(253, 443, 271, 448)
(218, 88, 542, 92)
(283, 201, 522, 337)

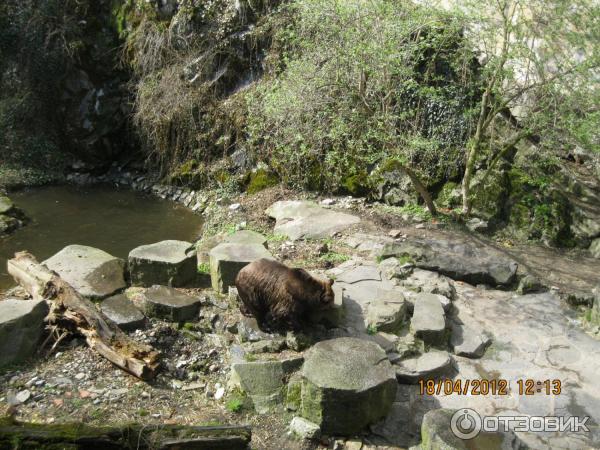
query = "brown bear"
(235, 258, 335, 332)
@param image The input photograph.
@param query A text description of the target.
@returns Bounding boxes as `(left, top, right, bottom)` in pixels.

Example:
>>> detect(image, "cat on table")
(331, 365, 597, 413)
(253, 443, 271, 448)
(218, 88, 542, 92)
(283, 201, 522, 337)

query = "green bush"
(247, 0, 477, 192)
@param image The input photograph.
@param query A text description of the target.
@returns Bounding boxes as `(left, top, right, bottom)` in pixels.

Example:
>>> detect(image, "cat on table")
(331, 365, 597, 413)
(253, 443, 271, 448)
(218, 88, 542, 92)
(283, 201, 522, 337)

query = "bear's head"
(319, 278, 335, 309)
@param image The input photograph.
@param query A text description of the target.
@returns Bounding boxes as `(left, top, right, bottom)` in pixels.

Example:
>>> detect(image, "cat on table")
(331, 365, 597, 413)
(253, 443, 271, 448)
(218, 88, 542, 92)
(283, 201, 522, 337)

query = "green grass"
(226, 398, 244, 413)
(367, 324, 378, 335)
(266, 233, 288, 243)
(225, 390, 248, 413)
(319, 252, 350, 264)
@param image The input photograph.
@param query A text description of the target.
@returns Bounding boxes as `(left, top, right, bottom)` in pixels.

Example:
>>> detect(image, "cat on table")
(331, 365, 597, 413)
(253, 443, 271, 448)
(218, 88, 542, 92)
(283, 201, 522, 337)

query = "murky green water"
(0, 185, 203, 292)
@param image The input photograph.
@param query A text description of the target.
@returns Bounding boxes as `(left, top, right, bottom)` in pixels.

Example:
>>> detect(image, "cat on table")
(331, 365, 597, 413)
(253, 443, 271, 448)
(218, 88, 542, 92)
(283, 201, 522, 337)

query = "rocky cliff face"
(0, 0, 133, 177)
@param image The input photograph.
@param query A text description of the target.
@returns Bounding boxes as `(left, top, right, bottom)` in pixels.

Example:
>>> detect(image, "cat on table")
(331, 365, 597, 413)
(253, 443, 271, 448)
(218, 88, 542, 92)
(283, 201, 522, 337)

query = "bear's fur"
(235, 258, 335, 331)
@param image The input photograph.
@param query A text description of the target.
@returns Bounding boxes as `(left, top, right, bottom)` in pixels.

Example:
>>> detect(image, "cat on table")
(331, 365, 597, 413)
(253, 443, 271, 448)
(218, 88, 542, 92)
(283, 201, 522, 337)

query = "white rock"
(289, 416, 321, 440)
(16, 390, 31, 404)
(215, 387, 225, 400)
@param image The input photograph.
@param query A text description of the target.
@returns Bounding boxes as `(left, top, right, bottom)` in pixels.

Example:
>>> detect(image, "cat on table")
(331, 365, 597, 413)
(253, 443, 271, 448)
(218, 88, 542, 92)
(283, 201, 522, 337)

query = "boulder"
(378, 257, 414, 281)
(466, 217, 489, 233)
(229, 351, 304, 414)
(379, 237, 518, 286)
(209, 243, 274, 293)
(223, 230, 268, 247)
(0, 299, 49, 367)
(0, 214, 20, 235)
(289, 417, 321, 440)
(243, 338, 286, 354)
(368, 332, 400, 354)
(395, 333, 424, 360)
(142, 285, 201, 322)
(266, 201, 360, 240)
(365, 289, 407, 333)
(399, 269, 456, 300)
(43, 245, 126, 299)
(100, 294, 146, 331)
(516, 274, 545, 294)
(450, 324, 491, 359)
(300, 337, 397, 435)
(237, 317, 275, 343)
(395, 351, 454, 384)
(374, 166, 419, 207)
(345, 233, 394, 256)
(410, 293, 446, 346)
(0, 195, 14, 214)
(129, 240, 197, 287)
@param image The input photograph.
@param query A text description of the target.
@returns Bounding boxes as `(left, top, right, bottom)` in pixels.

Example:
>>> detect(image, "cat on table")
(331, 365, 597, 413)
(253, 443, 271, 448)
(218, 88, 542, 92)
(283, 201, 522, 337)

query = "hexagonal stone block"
(43, 245, 126, 299)
(228, 352, 304, 414)
(395, 351, 454, 384)
(100, 294, 146, 331)
(209, 243, 274, 293)
(129, 240, 196, 287)
(300, 337, 397, 435)
(0, 299, 49, 367)
(410, 293, 446, 345)
(143, 285, 201, 322)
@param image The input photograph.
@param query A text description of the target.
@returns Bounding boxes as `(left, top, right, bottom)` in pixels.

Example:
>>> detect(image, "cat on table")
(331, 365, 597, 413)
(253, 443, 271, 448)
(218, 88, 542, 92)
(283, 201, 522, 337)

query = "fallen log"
(0, 416, 251, 449)
(7, 251, 160, 380)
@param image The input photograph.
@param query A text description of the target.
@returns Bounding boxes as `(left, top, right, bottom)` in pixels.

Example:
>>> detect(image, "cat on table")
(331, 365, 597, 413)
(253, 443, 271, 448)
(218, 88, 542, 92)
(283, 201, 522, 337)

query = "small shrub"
(367, 324, 378, 335)
(319, 252, 350, 264)
(197, 262, 210, 274)
(226, 390, 249, 413)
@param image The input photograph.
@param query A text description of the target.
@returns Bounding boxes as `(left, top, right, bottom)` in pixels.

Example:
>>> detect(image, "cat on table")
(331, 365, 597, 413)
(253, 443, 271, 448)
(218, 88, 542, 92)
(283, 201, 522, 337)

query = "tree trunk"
(7, 251, 160, 380)
(461, 140, 479, 215)
(0, 417, 252, 450)
(399, 165, 437, 216)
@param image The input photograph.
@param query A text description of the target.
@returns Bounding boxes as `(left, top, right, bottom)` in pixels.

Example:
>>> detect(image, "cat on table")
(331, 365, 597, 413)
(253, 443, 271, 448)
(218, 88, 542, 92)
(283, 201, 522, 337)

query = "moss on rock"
(341, 171, 371, 197)
(246, 169, 278, 194)
(505, 167, 573, 246)
(435, 181, 461, 209)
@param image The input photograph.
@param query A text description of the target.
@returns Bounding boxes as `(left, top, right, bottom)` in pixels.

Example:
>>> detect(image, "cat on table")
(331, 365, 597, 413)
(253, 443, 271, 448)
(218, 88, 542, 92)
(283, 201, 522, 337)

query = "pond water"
(0, 185, 203, 292)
